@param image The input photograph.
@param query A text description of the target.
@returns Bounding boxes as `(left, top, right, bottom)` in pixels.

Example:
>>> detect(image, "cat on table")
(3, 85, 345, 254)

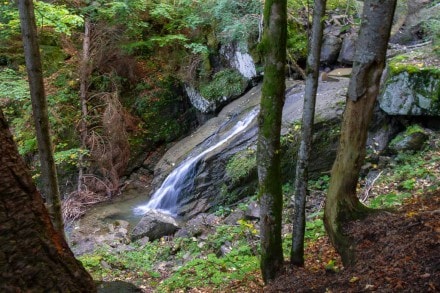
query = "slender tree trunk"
(324, 0, 397, 266)
(78, 19, 91, 195)
(0, 109, 96, 292)
(257, 0, 287, 283)
(18, 0, 64, 236)
(291, 0, 326, 267)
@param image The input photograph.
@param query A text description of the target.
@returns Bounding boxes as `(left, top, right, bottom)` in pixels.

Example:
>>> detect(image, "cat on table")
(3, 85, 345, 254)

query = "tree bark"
(78, 19, 92, 195)
(291, 0, 326, 267)
(324, 0, 397, 266)
(18, 0, 64, 235)
(0, 109, 96, 292)
(257, 0, 287, 283)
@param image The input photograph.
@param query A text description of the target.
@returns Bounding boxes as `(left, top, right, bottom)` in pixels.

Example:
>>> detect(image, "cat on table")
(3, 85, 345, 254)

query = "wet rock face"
(131, 210, 179, 241)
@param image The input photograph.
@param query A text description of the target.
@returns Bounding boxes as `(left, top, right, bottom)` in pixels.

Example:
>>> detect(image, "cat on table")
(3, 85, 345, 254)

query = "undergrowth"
(78, 132, 440, 291)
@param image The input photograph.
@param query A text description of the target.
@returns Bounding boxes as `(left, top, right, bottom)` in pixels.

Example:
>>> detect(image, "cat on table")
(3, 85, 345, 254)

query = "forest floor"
(263, 191, 440, 293)
(181, 190, 440, 292)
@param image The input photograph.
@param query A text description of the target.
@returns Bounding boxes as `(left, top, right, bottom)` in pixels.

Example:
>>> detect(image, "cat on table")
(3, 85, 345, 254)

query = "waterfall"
(134, 108, 259, 216)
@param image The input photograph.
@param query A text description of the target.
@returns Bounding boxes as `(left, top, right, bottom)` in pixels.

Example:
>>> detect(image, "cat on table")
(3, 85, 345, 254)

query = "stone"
(223, 209, 246, 225)
(378, 65, 440, 116)
(175, 213, 220, 238)
(320, 33, 342, 64)
(388, 125, 429, 153)
(185, 85, 219, 114)
(337, 32, 357, 65)
(220, 44, 257, 80)
(245, 201, 260, 220)
(367, 106, 402, 153)
(131, 210, 179, 241)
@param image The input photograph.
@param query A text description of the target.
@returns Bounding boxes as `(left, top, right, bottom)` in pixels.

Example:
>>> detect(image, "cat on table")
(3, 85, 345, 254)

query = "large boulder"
(378, 52, 440, 116)
(320, 26, 342, 64)
(337, 32, 357, 65)
(131, 210, 179, 241)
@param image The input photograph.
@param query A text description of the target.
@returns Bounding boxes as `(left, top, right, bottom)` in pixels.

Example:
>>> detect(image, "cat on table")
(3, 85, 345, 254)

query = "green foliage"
(33, 1, 83, 35)
(133, 75, 191, 143)
(368, 192, 412, 209)
(0, 68, 29, 102)
(305, 217, 325, 241)
(79, 220, 260, 290)
(159, 251, 258, 291)
(422, 15, 440, 48)
(159, 221, 259, 291)
(53, 148, 88, 167)
(199, 69, 247, 101)
(0, 0, 82, 40)
(226, 147, 256, 184)
(194, 0, 260, 48)
(309, 175, 331, 191)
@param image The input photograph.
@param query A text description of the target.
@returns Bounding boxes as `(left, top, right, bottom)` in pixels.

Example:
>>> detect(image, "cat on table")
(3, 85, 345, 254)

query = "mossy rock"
(379, 50, 440, 116)
(388, 124, 429, 153)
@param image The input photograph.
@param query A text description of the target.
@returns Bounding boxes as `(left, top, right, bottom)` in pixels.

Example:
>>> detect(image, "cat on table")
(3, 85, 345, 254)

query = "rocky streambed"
(68, 76, 350, 255)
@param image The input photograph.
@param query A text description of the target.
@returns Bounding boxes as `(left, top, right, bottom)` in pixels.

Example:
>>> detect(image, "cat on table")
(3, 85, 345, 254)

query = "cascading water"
(134, 108, 259, 216)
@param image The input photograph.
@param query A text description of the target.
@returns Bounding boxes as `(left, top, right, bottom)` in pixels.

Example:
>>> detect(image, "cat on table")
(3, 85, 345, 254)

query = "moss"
(199, 69, 247, 101)
(387, 55, 440, 112)
(390, 124, 427, 147)
(226, 148, 257, 184)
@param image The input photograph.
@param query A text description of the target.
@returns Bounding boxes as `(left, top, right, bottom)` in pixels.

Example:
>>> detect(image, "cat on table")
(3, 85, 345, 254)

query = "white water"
(134, 108, 259, 216)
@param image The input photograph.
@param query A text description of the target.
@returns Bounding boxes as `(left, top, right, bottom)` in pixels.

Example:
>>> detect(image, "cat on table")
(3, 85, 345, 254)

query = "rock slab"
(131, 210, 179, 241)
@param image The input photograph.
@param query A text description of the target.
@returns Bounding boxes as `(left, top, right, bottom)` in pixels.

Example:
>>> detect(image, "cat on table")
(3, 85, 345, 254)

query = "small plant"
(305, 217, 325, 241)
(199, 69, 248, 101)
(368, 192, 412, 209)
(225, 148, 256, 184)
(309, 175, 331, 191)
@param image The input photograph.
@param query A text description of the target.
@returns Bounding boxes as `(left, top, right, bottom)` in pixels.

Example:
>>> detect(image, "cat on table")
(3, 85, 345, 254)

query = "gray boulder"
(388, 125, 429, 153)
(174, 213, 221, 238)
(320, 26, 342, 64)
(338, 32, 357, 65)
(131, 210, 179, 241)
(245, 200, 260, 220)
(378, 66, 440, 116)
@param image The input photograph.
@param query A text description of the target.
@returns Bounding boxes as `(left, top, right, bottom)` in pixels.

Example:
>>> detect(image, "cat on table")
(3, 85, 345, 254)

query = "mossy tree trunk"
(324, 0, 397, 266)
(18, 0, 64, 236)
(257, 0, 287, 283)
(291, 0, 326, 267)
(0, 109, 96, 292)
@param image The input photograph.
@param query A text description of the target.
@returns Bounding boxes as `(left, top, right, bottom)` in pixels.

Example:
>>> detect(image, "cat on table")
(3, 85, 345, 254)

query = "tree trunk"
(257, 0, 287, 283)
(324, 0, 397, 266)
(291, 0, 326, 267)
(0, 109, 96, 292)
(78, 19, 92, 195)
(18, 0, 64, 235)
